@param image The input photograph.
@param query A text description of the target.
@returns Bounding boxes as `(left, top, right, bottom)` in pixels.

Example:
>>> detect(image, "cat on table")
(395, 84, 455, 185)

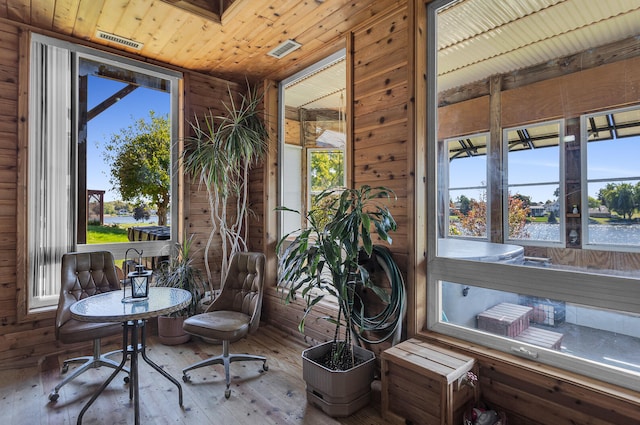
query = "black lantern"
(129, 264, 152, 298)
(123, 248, 151, 301)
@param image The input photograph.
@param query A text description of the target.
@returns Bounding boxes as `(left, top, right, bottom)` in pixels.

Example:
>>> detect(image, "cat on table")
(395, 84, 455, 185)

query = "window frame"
(426, 0, 640, 393)
(18, 33, 182, 319)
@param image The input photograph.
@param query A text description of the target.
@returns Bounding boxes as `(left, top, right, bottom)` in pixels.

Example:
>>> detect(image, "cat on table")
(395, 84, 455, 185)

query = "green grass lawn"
(528, 216, 549, 223)
(87, 224, 130, 244)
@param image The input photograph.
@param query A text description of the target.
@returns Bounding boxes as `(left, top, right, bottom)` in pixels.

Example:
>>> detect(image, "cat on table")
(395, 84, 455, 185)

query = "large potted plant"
(182, 82, 268, 298)
(276, 185, 401, 417)
(155, 236, 206, 345)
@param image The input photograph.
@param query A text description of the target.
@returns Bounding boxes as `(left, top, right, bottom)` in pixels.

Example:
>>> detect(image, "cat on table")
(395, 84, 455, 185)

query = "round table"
(70, 287, 191, 425)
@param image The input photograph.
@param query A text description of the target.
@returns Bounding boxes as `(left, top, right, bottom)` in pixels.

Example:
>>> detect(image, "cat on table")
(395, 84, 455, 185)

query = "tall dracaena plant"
(183, 83, 268, 292)
(277, 185, 397, 370)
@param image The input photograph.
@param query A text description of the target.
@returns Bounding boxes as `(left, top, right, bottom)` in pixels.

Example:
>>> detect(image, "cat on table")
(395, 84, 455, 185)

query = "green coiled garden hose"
(351, 245, 406, 346)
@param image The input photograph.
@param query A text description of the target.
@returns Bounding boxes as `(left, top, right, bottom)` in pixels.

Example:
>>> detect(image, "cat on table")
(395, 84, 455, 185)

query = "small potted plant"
(277, 185, 399, 416)
(155, 235, 206, 345)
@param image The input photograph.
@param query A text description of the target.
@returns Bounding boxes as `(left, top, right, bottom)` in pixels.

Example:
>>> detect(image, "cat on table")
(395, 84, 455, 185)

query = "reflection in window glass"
(584, 106, 640, 248)
(505, 122, 563, 243)
(441, 280, 640, 375)
(446, 134, 488, 238)
(309, 149, 345, 196)
(279, 51, 346, 238)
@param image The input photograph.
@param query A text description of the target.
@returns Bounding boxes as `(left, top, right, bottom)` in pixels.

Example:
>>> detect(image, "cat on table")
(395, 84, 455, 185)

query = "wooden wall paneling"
(255, 79, 278, 287)
(354, 120, 408, 149)
(488, 76, 503, 244)
(478, 359, 640, 425)
(437, 95, 490, 140)
(182, 71, 240, 289)
(422, 334, 640, 425)
(501, 56, 640, 129)
(0, 21, 18, 353)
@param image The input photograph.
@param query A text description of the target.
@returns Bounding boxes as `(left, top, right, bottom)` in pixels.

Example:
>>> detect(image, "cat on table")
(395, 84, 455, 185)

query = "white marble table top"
(70, 287, 191, 323)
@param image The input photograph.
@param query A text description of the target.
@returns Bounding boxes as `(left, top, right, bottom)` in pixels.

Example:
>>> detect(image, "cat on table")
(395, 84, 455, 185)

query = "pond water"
(517, 223, 640, 245)
(104, 215, 164, 225)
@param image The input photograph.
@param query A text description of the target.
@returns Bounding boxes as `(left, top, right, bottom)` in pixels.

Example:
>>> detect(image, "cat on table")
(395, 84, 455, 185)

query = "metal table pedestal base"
(76, 319, 183, 425)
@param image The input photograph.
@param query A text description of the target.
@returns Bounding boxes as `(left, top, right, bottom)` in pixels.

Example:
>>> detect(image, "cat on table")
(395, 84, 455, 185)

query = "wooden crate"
(515, 326, 563, 350)
(477, 302, 533, 337)
(381, 339, 478, 425)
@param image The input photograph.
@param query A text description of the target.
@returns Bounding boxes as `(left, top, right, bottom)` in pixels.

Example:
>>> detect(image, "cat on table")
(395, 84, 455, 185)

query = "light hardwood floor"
(0, 325, 388, 425)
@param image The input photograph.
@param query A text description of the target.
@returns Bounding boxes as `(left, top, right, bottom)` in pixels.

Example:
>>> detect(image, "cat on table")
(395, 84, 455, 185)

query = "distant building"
(530, 205, 546, 217)
(589, 205, 611, 218)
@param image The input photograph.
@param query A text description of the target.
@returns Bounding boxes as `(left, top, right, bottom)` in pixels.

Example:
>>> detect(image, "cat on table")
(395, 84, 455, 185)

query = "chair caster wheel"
(182, 374, 191, 383)
(124, 376, 130, 384)
(49, 392, 59, 402)
(262, 362, 269, 371)
(225, 389, 231, 399)
(61, 364, 69, 374)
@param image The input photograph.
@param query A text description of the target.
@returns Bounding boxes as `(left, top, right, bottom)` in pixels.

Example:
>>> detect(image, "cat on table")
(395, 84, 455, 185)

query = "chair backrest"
(207, 252, 265, 334)
(55, 251, 121, 336)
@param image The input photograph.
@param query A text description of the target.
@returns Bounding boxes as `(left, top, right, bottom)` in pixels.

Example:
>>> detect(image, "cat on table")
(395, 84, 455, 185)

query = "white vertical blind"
(28, 41, 73, 307)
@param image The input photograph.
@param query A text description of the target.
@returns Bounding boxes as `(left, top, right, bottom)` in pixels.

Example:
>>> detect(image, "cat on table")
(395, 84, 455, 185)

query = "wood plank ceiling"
(1, 0, 398, 82)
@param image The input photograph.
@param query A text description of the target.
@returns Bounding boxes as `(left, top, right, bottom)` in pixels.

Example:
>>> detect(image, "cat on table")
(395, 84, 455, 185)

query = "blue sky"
(87, 76, 170, 202)
(449, 135, 640, 205)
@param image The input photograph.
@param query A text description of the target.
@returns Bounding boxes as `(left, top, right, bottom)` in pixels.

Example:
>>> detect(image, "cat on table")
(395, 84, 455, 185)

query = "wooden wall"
(259, 3, 413, 356)
(182, 73, 241, 288)
(1, 1, 639, 423)
(431, 335, 640, 425)
(255, 2, 640, 424)
(0, 21, 30, 366)
(0, 18, 241, 368)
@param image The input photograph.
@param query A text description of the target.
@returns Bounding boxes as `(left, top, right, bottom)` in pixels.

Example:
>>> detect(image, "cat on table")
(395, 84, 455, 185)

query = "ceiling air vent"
(267, 39, 302, 59)
(96, 30, 144, 50)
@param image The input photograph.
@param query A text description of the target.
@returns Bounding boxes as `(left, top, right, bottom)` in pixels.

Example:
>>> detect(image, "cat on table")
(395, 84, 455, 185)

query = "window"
(427, 0, 640, 392)
(582, 106, 640, 249)
(26, 34, 181, 311)
(278, 50, 347, 238)
(443, 133, 489, 238)
(504, 121, 564, 244)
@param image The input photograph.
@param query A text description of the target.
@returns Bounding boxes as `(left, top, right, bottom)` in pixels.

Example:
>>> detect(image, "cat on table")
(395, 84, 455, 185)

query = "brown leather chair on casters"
(48, 251, 130, 402)
(182, 252, 268, 398)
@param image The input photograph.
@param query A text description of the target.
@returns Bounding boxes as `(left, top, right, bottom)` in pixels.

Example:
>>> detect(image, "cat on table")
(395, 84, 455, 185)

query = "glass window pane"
(445, 134, 488, 238)
(441, 281, 640, 375)
(279, 51, 346, 238)
(80, 58, 171, 248)
(505, 122, 562, 243)
(585, 107, 640, 248)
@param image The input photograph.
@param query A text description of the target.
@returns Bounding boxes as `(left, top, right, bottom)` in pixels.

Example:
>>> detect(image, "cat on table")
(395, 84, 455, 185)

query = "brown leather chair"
(48, 251, 129, 402)
(182, 252, 268, 398)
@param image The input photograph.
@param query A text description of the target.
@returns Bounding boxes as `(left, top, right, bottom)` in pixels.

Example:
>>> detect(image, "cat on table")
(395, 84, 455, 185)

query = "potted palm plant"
(182, 82, 268, 298)
(276, 185, 400, 417)
(155, 236, 206, 345)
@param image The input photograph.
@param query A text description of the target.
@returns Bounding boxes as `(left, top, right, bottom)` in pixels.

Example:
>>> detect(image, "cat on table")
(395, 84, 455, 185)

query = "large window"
(278, 50, 347, 238)
(26, 34, 181, 311)
(428, 0, 640, 392)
